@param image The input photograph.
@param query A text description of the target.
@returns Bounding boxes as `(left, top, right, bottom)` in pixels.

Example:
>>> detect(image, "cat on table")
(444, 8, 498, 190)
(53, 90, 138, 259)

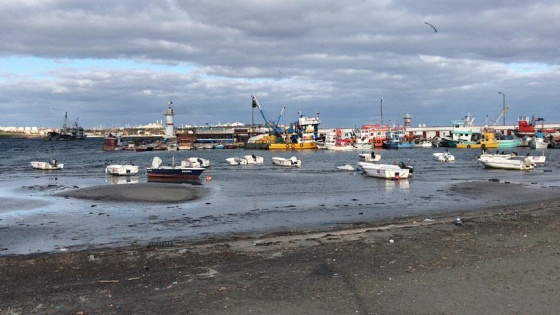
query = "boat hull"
(383, 141, 415, 149)
(432, 152, 455, 162)
(497, 139, 522, 148)
(106, 165, 139, 176)
(358, 162, 410, 179)
(530, 138, 548, 150)
(456, 142, 499, 149)
(478, 156, 534, 170)
(30, 161, 64, 170)
(358, 153, 381, 162)
(269, 142, 318, 150)
(146, 167, 205, 181)
(271, 157, 301, 167)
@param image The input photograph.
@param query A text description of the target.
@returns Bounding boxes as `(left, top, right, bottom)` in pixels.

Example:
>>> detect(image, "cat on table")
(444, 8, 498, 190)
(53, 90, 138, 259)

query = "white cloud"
(0, 0, 559, 128)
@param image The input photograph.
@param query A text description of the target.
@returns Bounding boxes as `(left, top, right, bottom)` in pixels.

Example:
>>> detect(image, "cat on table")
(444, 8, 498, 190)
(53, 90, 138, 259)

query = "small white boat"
(272, 156, 301, 167)
(225, 155, 264, 165)
(183, 157, 211, 168)
(414, 140, 433, 148)
(225, 157, 248, 165)
(481, 152, 545, 165)
(336, 164, 355, 171)
(530, 137, 548, 150)
(242, 155, 264, 165)
(30, 160, 64, 170)
(105, 164, 139, 175)
(358, 162, 411, 179)
(528, 154, 546, 165)
(477, 155, 535, 170)
(358, 152, 381, 162)
(432, 151, 455, 162)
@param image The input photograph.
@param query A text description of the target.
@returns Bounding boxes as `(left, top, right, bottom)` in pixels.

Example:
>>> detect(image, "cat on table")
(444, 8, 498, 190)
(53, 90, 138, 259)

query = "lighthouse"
(163, 101, 175, 138)
(403, 111, 412, 128)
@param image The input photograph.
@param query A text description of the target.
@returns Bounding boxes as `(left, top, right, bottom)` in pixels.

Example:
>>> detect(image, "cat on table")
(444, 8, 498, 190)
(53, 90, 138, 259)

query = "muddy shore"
(1, 188, 559, 314)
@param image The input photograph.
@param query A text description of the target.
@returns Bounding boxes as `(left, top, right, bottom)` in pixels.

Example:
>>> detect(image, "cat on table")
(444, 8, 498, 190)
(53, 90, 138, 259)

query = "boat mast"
(380, 98, 383, 125)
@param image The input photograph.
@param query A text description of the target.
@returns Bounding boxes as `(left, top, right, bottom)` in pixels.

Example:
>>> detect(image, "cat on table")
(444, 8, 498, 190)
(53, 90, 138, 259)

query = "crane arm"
(251, 94, 275, 132)
(493, 106, 509, 127)
(275, 105, 286, 126)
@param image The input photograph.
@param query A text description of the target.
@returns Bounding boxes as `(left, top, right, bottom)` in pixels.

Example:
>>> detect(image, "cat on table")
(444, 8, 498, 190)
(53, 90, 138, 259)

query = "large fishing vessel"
(446, 113, 480, 147)
(513, 116, 556, 138)
(44, 112, 87, 141)
(248, 95, 320, 150)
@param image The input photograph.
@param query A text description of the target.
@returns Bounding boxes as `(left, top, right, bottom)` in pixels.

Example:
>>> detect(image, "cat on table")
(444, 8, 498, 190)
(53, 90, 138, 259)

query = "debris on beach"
(453, 218, 463, 226)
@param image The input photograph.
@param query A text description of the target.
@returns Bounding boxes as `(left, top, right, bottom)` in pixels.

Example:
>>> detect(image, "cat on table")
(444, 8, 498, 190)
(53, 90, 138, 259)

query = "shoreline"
(1, 197, 559, 314)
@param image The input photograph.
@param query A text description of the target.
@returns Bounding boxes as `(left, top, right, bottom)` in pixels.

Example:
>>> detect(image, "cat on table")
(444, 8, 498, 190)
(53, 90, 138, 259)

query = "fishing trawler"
(44, 112, 87, 141)
(248, 95, 320, 150)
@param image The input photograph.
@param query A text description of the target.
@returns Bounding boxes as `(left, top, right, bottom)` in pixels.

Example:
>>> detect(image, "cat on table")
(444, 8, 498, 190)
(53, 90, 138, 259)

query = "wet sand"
(1, 181, 559, 314)
(53, 183, 211, 203)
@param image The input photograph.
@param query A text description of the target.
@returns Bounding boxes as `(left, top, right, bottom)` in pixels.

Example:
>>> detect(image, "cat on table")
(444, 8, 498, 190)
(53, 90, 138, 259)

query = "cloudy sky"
(1, 0, 559, 129)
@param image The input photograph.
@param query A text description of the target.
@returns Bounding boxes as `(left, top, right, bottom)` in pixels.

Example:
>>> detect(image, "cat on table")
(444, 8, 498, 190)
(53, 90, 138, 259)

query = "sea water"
(1, 138, 559, 255)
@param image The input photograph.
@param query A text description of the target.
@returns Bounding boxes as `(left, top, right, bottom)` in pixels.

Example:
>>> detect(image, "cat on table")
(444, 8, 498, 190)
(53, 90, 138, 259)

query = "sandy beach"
(1, 181, 559, 314)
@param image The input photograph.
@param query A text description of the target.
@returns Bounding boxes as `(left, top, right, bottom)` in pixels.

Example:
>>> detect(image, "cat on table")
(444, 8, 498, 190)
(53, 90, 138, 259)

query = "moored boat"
(30, 160, 64, 170)
(456, 132, 499, 149)
(242, 154, 264, 164)
(432, 151, 455, 162)
(414, 139, 433, 148)
(146, 156, 205, 181)
(446, 113, 480, 147)
(531, 137, 548, 150)
(44, 112, 87, 141)
(250, 95, 321, 150)
(269, 141, 319, 150)
(324, 138, 356, 151)
(225, 157, 248, 165)
(480, 151, 545, 165)
(358, 152, 381, 162)
(530, 131, 548, 150)
(354, 124, 391, 148)
(271, 156, 301, 167)
(513, 116, 556, 138)
(105, 164, 139, 176)
(495, 134, 522, 148)
(183, 157, 211, 168)
(382, 129, 415, 149)
(358, 161, 411, 179)
(477, 155, 535, 170)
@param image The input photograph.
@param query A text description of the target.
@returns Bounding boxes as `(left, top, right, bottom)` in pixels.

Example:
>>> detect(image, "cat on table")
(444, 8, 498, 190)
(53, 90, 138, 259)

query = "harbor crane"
(251, 94, 284, 136)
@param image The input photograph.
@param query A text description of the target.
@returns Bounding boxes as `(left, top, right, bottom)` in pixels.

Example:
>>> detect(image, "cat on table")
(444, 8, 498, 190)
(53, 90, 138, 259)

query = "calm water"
(1, 138, 559, 255)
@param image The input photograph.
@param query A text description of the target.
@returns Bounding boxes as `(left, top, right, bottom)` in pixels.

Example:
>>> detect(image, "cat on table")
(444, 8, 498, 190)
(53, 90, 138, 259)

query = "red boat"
(356, 124, 391, 148)
(513, 116, 556, 138)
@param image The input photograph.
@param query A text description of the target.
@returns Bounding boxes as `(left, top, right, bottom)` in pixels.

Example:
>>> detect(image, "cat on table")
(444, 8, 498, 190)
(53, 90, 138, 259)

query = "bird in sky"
(424, 22, 437, 33)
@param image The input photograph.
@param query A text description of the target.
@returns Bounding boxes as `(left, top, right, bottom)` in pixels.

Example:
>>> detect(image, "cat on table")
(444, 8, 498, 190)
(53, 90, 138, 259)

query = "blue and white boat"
(382, 130, 414, 149)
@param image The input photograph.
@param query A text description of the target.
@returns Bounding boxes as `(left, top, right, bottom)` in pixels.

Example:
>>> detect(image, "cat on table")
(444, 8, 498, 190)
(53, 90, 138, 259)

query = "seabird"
(424, 22, 437, 33)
